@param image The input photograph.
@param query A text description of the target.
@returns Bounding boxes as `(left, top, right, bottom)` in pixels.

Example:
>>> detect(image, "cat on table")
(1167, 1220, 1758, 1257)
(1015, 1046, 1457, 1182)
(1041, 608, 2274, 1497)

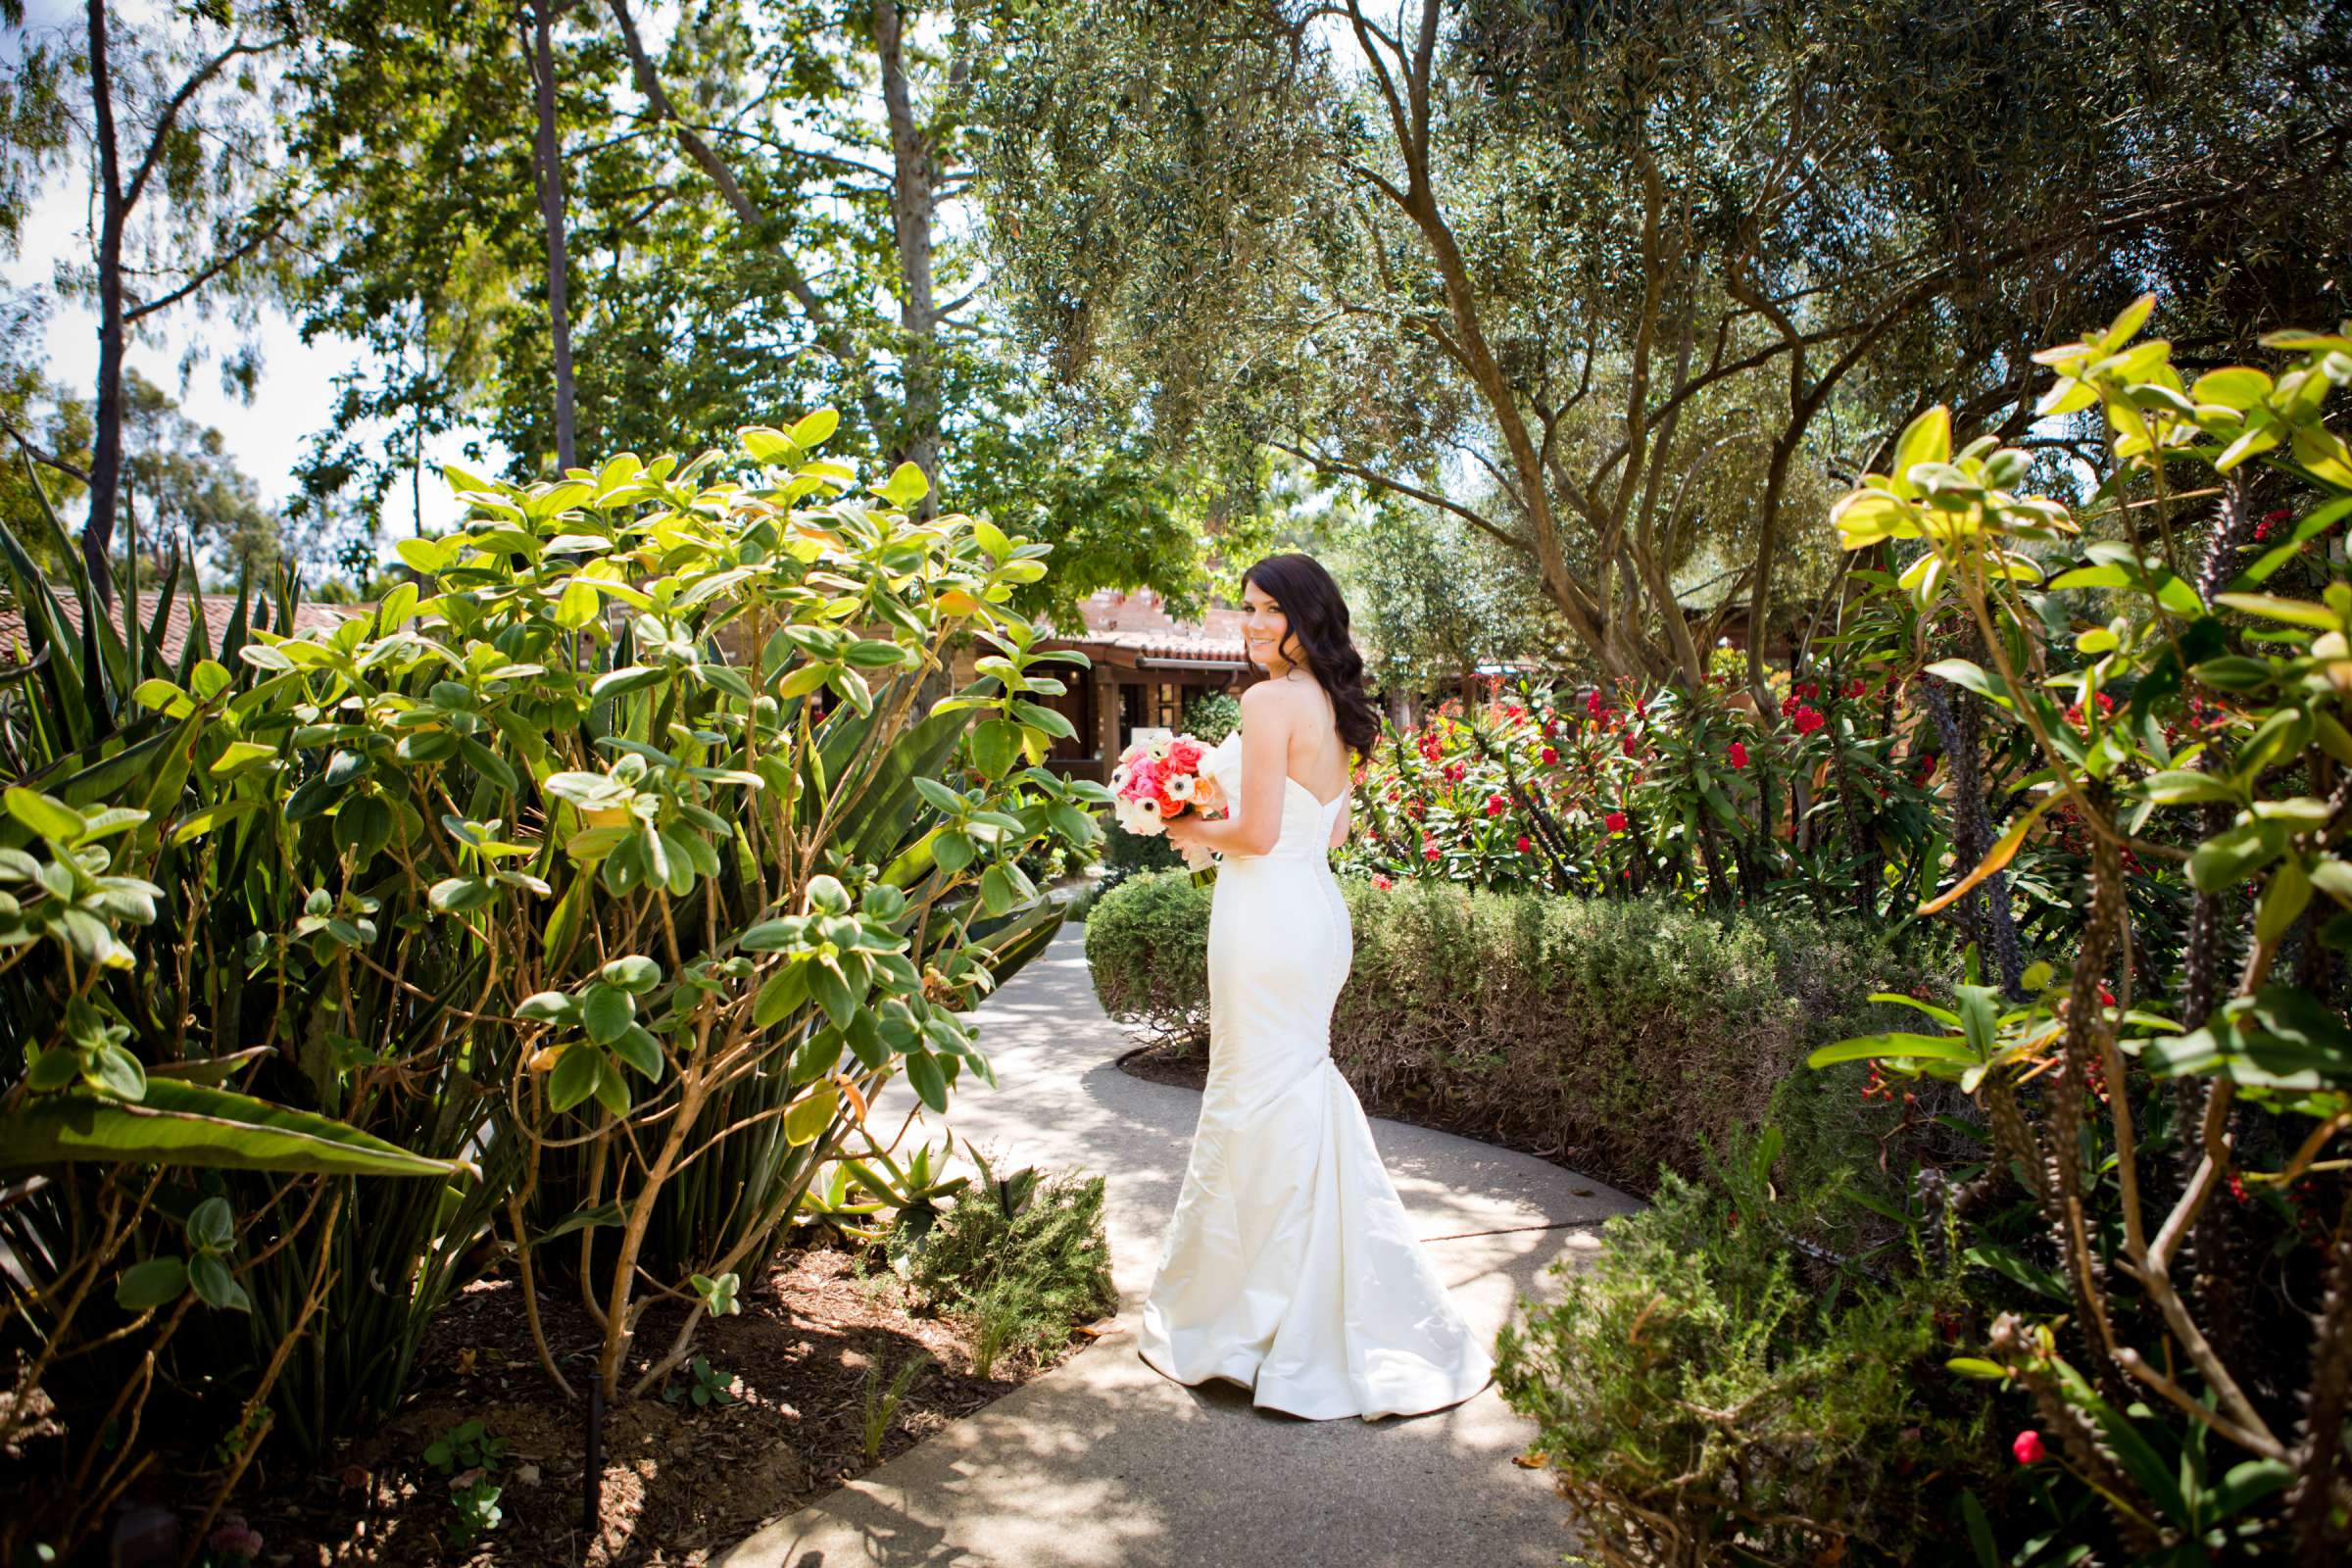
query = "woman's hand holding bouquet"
(1110, 733, 1225, 871)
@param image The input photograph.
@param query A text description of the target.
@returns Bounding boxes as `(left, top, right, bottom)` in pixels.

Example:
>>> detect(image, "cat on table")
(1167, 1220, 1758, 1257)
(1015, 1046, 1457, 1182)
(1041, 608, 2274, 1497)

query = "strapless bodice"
(1203, 732, 1345, 863)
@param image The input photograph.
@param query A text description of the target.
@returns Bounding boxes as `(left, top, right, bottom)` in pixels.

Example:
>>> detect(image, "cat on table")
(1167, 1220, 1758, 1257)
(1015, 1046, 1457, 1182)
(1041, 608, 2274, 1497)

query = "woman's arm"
(1164, 687, 1290, 858)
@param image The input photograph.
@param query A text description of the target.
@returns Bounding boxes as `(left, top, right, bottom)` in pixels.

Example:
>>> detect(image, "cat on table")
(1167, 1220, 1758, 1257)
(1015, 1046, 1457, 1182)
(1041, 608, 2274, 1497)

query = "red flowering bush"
(1343, 664, 1937, 915)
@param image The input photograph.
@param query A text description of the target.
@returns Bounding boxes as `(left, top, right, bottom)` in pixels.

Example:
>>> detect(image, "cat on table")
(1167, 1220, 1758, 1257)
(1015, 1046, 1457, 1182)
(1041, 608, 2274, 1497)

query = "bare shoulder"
(1237, 680, 1298, 721)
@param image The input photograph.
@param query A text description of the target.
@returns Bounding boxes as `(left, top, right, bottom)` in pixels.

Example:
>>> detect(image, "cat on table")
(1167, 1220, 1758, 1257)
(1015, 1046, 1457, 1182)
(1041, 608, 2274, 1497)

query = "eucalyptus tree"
(290, 0, 1207, 617)
(977, 0, 2349, 686)
(12, 1, 312, 608)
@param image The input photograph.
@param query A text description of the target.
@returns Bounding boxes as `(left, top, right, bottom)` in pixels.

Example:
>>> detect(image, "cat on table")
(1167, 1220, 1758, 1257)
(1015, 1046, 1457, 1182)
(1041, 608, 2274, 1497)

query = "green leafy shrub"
(1087, 871, 1941, 1194)
(1811, 304, 2352, 1560)
(1084, 868, 1214, 1051)
(1494, 1130, 2001, 1567)
(0, 416, 1103, 1553)
(1181, 688, 1242, 746)
(422, 1418, 507, 1545)
(906, 1162, 1115, 1374)
(1344, 671, 1938, 918)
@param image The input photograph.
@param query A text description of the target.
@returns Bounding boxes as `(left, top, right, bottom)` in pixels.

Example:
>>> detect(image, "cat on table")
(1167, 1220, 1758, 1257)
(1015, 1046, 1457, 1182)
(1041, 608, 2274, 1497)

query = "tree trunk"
(874, 0, 939, 511)
(82, 0, 125, 610)
(529, 0, 578, 472)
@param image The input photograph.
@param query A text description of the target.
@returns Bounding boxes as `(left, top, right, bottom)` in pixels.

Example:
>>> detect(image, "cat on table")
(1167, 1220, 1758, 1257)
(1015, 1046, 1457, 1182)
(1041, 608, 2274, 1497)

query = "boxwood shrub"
(1084, 871, 1947, 1199)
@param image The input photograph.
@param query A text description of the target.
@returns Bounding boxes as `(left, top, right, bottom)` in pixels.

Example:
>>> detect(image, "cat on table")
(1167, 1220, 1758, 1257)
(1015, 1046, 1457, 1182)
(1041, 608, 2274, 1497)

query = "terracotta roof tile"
(0, 587, 369, 667)
(1047, 589, 1248, 662)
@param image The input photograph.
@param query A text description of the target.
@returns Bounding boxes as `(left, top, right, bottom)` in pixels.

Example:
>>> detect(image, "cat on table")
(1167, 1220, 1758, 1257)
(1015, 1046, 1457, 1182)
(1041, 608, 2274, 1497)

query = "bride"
(1144, 553, 1494, 1421)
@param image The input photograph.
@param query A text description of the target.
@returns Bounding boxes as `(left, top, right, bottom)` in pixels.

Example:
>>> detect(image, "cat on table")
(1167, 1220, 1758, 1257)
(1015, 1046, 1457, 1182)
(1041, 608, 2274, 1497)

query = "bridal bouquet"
(1110, 733, 1224, 871)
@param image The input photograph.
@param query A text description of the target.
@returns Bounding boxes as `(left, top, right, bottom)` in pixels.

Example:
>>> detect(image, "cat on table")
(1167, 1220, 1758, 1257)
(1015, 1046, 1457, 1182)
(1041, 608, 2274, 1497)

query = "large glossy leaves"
(0, 1081, 471, 1178)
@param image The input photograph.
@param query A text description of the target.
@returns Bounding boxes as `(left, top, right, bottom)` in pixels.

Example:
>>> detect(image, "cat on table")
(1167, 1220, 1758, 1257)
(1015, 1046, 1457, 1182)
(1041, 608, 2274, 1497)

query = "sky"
(7, 0, 490, 558)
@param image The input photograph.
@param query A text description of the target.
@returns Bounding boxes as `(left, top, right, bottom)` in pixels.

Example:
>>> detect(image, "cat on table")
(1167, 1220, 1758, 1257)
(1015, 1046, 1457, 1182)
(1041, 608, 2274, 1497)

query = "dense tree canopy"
(975, 0, 2352, 683)
(281, 0, 1209, 621)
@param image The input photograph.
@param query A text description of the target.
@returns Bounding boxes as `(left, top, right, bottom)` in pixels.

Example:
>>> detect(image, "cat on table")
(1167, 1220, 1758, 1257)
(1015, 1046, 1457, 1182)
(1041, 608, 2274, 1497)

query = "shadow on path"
(716, 926, 1640, 1568)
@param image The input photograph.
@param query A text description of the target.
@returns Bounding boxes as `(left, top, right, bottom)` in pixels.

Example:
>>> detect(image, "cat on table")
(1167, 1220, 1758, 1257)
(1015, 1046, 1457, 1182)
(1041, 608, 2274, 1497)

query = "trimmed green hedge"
(1085, 872, 1944, 1198)
(1083, 868, 1214, 1047)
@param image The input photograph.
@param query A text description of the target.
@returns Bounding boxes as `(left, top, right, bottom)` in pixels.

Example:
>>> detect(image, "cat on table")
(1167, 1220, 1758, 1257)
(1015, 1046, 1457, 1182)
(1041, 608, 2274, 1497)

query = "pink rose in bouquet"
(1109, 732, 1224, 869)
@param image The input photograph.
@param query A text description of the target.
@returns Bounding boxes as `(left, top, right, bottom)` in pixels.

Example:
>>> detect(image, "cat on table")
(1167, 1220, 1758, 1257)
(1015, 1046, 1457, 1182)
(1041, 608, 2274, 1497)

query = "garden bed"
(189, 1239, 1104, 1567)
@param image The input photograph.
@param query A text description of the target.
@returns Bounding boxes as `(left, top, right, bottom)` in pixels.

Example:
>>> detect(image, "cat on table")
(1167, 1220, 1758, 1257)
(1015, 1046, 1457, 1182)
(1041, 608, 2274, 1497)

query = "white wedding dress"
(1138, 731, 1494, 1420)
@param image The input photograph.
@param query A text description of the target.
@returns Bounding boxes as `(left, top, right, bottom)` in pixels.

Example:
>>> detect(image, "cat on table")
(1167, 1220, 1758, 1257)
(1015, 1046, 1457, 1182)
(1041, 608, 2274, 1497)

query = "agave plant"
(0, 463, 479, 1558)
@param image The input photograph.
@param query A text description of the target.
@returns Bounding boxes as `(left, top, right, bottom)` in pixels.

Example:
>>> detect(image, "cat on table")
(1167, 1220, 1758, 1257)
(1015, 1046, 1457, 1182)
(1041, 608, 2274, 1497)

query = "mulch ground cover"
(193, 1239, 1101, 1567)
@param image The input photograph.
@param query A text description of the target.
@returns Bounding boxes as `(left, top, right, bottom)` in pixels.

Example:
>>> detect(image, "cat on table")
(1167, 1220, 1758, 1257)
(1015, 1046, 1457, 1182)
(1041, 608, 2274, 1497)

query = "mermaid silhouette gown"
(1137, 731, 1494, 1420)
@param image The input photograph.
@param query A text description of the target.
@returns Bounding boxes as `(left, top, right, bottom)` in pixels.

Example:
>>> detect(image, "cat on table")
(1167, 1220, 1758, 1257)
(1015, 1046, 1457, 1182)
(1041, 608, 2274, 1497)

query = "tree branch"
(121, 35, 290, 216)
(0, 415, 90, 484)
(122, 208, 291, 323)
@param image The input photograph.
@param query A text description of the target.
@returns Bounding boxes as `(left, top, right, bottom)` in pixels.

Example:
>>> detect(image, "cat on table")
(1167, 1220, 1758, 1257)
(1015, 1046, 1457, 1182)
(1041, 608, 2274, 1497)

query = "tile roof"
(0, 586, 370, 667)
(1050, 589, 1248, 663)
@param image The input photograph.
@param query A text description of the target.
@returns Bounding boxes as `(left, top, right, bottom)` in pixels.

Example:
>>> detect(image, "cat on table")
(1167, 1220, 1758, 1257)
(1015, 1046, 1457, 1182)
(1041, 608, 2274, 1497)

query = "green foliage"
(1345, 669, 1940, 921)
(281, 0, 1211, 613)
(1083, 868, 1214, 1048)
(1337, 499, 1568, 698)
(1807, 303, 2352, 1561)
(1179, 688, 1242, 747)
(1089, 870, 1939, 1194)
(421, 1418, 507, 1545)
(662, 1353, 738, 1411)
(906, 1162, 1115, 1377)
(859, 1348, 933, 1463)
(1494, 1132, 1997, 1567)
(0, 415, 1100, 1553)
(979, 0, 2345, 678)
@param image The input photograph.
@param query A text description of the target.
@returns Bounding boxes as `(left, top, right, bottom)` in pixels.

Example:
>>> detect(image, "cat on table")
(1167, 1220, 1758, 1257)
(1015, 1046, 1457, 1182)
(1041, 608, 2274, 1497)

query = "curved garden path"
(715, 923, 1641, 1568)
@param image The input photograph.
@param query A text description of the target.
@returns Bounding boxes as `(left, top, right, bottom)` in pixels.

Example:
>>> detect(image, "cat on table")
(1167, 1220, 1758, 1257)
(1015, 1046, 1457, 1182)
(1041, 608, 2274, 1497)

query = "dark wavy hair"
(1241, 553, 1381, 757)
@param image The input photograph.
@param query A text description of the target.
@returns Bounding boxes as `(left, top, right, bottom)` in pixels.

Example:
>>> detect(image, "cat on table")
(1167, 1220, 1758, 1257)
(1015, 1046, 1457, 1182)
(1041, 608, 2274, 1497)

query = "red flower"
(2063, 691, 2116, 729)
(1486, 794, 1509, 817)
(2012, 1431, 2046, 1466)
(1728, 741, 1748, 770)
(1541, 746, 1558, 764)
(1622, 732, 1640, 759)
(1844, 678, 1866, 699)
(1791, 705, 1825, 736)
(1515, 835, 1532, 853)
(1372, 873, 1394, 891)
(1443, 762, 1465, 783)
(1604, 809, 1629, 833)
(1586, 689, 1606, 719)
(1423, 845, 1441, 861)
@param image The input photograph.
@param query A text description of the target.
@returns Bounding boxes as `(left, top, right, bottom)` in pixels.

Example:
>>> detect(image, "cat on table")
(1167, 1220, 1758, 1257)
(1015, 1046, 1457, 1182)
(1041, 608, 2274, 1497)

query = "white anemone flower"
(1165, 774, 1196, 803)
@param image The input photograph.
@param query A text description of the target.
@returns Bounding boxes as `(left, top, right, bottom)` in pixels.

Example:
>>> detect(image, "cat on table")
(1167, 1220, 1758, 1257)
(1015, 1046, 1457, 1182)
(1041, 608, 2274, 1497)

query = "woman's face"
(1240, 577, 1296, 674)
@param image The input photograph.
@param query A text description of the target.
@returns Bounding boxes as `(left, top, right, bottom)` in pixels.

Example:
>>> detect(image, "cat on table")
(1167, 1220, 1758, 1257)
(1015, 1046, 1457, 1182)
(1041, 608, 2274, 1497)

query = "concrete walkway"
(716, 925, 1641, 1568)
